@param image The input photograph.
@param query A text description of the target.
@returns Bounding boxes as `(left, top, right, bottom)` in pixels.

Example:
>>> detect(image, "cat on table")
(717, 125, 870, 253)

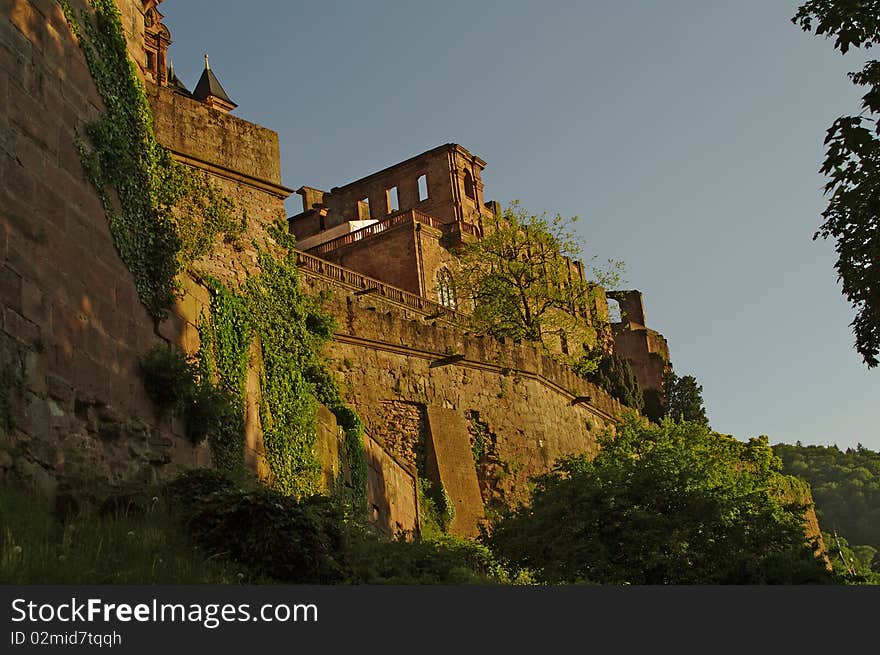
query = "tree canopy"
(487, 417, 832, 584)
(793, 1, 880, 367)
(575, 351, 644, 411)
(774, 441, 880, 565)
(640, 370, 709, 425)
(452, 202, 622, 361)
(663, 370, 709, 425)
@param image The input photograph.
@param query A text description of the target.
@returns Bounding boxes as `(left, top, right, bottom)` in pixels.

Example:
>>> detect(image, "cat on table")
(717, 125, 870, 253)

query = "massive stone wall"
(299, 268, 623, 529)
(0, 0, 209, 498)
(0, 0, 290, 500)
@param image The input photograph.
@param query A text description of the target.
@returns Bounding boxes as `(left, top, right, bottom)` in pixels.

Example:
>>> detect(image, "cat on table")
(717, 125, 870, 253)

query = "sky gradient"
(159, 1, 879, 450)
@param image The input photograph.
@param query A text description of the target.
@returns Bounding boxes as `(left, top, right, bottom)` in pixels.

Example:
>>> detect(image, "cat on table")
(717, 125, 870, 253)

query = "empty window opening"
(463, 170, 475, 200)
(356, 197, 371, 219)
(418, 174, 429, 201)
(386, 186, 399, 213)
(608, 299, 622, 323)
(146, 51, 155, 72)
(437, 268, 457, 310)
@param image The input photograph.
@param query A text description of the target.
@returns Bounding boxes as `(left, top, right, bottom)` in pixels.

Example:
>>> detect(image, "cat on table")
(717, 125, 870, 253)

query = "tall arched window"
(437, 268, 457, 310)
(463, 170, 475, 200)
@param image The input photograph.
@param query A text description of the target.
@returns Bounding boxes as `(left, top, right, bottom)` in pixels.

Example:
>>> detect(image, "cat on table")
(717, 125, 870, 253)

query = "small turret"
(166, 60, 192, 97)
(191, 53, 237, 113)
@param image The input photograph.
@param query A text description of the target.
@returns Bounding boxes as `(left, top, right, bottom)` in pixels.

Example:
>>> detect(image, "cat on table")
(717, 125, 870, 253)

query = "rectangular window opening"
(387, 186, 399, 213)
(608, 299, 622, 323)
(418, 174, 429, 201)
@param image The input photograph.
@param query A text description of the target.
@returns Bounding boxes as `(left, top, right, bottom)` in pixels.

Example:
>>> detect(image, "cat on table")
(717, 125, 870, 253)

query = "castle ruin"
(0, 0, 673, 537)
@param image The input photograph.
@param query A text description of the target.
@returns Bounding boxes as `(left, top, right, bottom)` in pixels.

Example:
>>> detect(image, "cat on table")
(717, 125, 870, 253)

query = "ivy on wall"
(196, 224, 367, 503)
(61, 0, 244, 320)
(62, 2, 367, 506)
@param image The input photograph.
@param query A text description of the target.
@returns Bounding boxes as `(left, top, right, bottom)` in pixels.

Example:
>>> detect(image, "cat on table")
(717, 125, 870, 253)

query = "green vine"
(195, 284, 250, 474)
(194, 224, 367, 505)
(61, 0, 245, 320)
(62, 1, 366, 507)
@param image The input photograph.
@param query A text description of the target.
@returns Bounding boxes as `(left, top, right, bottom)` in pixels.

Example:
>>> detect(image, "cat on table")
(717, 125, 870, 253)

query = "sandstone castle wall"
(0, 0, 826, 549)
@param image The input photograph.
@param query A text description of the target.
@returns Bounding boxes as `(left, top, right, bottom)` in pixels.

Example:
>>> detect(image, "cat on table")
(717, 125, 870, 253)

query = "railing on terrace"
(456, 221, 483, 239)
(295, 250, 471, 325)
(306, 208, 482, 256)
(307, 209, 443, 256)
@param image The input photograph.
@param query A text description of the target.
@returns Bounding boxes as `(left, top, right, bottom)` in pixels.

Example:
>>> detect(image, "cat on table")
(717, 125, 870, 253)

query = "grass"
(0, 473, 531, 585)
(0, 485, 249, 584)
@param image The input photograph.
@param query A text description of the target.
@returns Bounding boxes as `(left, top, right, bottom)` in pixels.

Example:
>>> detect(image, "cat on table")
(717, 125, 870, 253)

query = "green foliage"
(166, 470, 512, 584)
(467, 411, 491, 461)
(773, 441, 880, 565)
(661, 370, 709, 425)
(61, 0, 244, 320)
(139, 344, 242, 452)
(345, 531, 528, 585)
(642, 388, 665, 423)
(139, 343, 199, 416)
(793, 1, 880, 366)
(453, 201, 623, 360)
(197, 229, 366, 504)
(196, 282, 250, 473)
(0, 484, 245, 584)
(181, 484, 351, 584)
(575, 351, 644, 411)
(1, 471, 521, 585)
(305, 363, 368, 508)
(488, 417, 833, 584)
(823, 530, 880, 584)
(417, 478, 456, 539)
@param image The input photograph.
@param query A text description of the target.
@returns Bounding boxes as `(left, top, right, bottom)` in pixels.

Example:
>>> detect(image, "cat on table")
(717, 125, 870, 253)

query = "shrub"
(139, 344, 242, 452)
(139, 344, 197, 416)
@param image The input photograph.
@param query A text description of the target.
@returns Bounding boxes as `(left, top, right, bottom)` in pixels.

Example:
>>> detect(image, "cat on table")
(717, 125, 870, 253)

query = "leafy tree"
(642, 388, 665, 424)
(823, 530, 880, 584)
(453, 202, 622, 360)
(793, 1, 880, 367)
(663, 371, 709, 425)
(487, 417, 833, 584)
(575, 351, 644, 411)
(773, 441, 880, 558)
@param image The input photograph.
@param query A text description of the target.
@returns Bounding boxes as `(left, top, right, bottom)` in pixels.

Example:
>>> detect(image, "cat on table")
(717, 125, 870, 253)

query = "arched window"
(437, 268, 457, 310)
(463, 170, 475, 200)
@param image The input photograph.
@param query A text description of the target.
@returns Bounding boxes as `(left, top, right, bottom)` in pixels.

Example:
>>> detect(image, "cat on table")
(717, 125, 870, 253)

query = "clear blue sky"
(161, 1, 879, 450)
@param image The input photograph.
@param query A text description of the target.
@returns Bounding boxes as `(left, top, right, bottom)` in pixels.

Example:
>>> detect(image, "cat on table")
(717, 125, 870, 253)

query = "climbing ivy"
(62, 1, 366, 507)
(61, 0, 244, 320)
(195, 284, 250, 474)
(194, 223, 366, 504)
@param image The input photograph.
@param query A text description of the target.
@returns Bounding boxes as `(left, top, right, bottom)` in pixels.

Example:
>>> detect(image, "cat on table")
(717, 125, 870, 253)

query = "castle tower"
(191, 54, 238, 113)
(142, 0, 171, 86)
(607, 290, 671, 396)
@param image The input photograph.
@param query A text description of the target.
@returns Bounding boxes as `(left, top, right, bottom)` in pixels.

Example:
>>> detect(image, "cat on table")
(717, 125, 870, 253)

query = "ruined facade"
(607, 290, 671, 397)
(1, 0, 673, 538)
(290, 143, 493, 305)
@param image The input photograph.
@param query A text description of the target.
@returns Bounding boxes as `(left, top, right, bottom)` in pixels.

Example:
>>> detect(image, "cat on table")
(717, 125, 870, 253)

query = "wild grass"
(0, 485, 247, 584)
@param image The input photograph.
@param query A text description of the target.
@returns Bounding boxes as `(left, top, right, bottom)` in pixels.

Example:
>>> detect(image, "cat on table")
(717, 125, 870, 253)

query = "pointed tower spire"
(192, 53, 237, 113)
(166, 58, 192, 97)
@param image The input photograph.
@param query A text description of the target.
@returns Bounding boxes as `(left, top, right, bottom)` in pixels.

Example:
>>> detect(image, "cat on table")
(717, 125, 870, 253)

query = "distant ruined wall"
(608, 290, 670, 394)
